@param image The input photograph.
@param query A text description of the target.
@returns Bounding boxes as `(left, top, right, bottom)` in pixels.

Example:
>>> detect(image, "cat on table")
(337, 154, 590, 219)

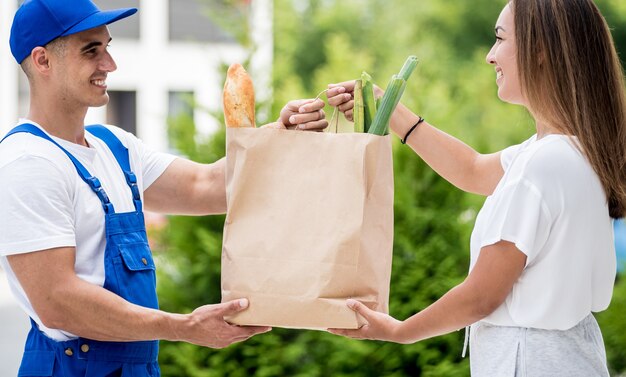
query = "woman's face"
(486, 4, 525, 106)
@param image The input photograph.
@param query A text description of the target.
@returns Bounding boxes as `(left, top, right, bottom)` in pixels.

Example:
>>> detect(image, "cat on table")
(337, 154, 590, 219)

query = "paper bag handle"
(315, 88, 340, 134)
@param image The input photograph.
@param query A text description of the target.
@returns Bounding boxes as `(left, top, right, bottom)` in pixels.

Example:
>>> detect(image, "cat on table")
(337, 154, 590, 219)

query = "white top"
(0, 120, 176, 341)
(470, 134, 616, 330)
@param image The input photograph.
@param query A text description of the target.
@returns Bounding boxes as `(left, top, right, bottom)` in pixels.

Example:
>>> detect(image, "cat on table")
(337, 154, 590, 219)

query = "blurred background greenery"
(154, 0, 626, 375)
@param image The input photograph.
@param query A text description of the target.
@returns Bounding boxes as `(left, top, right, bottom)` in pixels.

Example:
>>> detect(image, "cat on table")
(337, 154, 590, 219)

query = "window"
(169, 0, 235, 42)
(167, 91, 195, 154)
(16, 0, 139, 39)
(107, 91, 137, 135)
(92, 0, 140, 39)
(168, 91, 195, 119)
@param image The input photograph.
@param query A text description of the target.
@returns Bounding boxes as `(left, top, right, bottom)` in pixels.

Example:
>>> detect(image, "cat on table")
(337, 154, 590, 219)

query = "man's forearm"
(193, 157, 227, 215)
(144, 157, 227, 215)
(40, 275, 185, 342)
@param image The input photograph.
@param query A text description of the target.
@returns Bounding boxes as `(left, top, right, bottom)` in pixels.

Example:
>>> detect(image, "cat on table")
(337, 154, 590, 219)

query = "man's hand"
(279, 98, 328, 131)
(177, 299, 272, 349)
(327, 299, 406, 343)
(7, 247, 270, 344)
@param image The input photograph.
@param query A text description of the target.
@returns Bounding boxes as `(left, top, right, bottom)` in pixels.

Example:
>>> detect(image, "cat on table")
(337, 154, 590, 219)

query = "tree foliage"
(155, 0, 626, 375)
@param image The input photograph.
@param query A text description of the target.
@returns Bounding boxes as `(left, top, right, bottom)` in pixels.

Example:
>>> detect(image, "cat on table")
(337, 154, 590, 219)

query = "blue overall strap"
(1, 124, 115, 214)
(86, 125, 142, 212)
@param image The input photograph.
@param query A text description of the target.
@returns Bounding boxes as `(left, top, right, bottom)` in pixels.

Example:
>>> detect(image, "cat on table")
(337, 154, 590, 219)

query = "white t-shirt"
(470, 134, 616, 330)
(0, 120, 177, 341)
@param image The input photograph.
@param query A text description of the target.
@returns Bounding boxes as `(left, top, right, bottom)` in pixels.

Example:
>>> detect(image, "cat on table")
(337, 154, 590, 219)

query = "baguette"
(223, 63, 255, 128)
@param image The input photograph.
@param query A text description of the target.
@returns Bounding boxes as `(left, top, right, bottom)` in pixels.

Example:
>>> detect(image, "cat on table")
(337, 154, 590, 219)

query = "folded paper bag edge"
(223, 295, 372, 329)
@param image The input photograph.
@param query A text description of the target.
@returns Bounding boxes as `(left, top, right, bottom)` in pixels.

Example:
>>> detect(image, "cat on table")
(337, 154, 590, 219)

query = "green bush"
(597, 276, 626, 375)
(156, 116, 475, 376)
(155, 0, 626, 375)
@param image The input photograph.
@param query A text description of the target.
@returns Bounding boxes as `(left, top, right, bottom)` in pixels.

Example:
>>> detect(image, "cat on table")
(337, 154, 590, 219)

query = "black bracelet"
(401, 117, 424, 144)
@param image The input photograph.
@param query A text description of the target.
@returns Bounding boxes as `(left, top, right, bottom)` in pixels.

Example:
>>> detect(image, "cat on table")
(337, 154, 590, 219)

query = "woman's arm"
(328, 83, 504, 196)
(329, 240, 526, 343)
(390, 102, 504, 196)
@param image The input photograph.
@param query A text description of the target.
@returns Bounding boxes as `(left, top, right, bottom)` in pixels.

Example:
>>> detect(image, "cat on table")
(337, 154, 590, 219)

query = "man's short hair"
(20, 36, 68, 79)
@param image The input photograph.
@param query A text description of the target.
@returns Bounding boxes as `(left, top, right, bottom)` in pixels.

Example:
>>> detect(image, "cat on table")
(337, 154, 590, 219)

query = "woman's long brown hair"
(513, 0, 626, 218)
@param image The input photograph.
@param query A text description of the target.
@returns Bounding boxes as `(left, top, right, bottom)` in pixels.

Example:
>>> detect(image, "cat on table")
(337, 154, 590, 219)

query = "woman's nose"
(486, 45, 496, 65)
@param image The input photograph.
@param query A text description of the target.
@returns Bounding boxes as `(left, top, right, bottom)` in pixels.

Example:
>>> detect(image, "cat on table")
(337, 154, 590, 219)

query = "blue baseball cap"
(10, 0, 137, 64)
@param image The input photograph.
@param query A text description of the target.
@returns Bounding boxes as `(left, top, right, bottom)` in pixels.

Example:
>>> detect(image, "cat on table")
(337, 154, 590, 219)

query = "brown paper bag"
(221, 127, 394, 329)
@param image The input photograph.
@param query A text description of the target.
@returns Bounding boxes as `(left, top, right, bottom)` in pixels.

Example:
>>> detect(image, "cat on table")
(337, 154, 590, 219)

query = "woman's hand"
(328, 299, 409, 344)
(327, 81, 356, 121)
(278, 98, 328, 131)
(327, 81, 384, 122)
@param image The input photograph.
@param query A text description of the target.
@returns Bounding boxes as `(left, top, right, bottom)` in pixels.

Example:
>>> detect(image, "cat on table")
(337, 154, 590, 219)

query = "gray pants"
(469, 314, 610, 377)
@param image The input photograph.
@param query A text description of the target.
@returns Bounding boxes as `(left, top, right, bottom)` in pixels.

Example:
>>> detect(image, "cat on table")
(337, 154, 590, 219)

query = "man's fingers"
(298, 98, 325, 113)
(260, 122, 286, 129)
(216, 325, 271, 348)
(297, 120, 328, 131)
(218, 324, 271, 346)
(229, 325, 271, 344)
(218, 298, 249, 316)
(289, 110, 325, 125)
(285, 99, 312, 112)
(230, 324, 272, 337)
(187, 303, 272, 349)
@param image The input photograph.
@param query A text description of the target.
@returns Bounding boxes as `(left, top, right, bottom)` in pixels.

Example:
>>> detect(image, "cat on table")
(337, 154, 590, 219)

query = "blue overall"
(1, 124, 160, 376)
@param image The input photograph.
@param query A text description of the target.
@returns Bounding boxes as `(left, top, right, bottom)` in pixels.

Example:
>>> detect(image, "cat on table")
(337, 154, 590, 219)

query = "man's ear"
(30, 47, 52, 74)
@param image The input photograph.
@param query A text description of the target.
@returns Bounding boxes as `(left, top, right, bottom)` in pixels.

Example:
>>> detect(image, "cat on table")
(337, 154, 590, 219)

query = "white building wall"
(250, 0, 274, 123)
(0, 0, 273, 153)
(0, 1, 19, 136)
(0, 2, 273, 374)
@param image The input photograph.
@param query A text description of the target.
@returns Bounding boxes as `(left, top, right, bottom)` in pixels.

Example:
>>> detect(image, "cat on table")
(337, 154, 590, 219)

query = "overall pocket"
(111, 242, 159, 309)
